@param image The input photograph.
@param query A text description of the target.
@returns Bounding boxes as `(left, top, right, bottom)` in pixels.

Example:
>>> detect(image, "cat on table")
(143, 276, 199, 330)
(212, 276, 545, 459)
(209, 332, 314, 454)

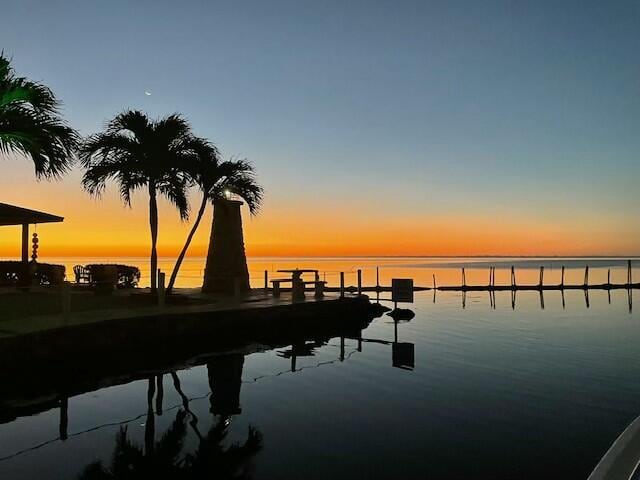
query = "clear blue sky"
(2, 0, 639, 255)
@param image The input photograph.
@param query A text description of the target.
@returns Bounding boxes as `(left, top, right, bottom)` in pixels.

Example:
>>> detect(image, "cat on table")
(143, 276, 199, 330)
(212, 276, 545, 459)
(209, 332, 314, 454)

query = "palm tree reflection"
(78, 358, 262, 479)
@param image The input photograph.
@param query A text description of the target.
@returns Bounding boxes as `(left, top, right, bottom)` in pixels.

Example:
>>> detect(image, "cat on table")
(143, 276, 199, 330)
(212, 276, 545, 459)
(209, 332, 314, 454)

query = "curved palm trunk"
(149, 183, 159, 292)
(167, 195, 208, 293)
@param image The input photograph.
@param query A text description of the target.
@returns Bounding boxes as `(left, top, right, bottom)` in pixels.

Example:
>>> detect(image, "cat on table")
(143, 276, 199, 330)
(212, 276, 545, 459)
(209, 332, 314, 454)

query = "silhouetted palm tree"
(77, 409, 263, 479)
(80, 110, 212, 290)
(167, 153, 263, 293)
(0, 53, 78, 178)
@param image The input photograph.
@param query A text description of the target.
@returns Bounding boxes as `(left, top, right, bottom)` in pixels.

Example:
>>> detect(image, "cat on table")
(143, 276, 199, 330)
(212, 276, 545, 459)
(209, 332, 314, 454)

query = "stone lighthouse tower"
(202, 198, 251, 294)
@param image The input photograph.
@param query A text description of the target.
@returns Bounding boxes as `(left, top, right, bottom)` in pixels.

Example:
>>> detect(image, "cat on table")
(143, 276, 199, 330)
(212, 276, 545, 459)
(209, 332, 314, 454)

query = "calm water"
(46, 255, 637, 289)
(0, 258, 638, 479)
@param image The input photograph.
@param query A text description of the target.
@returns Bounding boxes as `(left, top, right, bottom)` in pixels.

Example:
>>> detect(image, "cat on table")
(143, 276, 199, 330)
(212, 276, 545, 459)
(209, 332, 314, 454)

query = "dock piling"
(157, 269, 166, 307)
(462, 268, 466, 288)
(59, 397, 68, 441)
(376, 267, 380, 289)
(511, 266, 516, 289)
(340, 272, 345, 298)
(264, 270, 268, 291)
(561, 266, 565, 288)
(357, 269, 362, 296)
(584, 266, 589, 288)
(539, 266, 544, 289)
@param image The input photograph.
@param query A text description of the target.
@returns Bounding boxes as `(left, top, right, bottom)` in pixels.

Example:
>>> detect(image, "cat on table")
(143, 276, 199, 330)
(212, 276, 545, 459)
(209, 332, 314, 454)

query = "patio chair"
(73, 265, 91, 284)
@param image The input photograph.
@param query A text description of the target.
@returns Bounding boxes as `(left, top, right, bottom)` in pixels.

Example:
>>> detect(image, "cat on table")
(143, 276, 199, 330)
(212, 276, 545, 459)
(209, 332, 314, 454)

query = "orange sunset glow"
(1, 159, 638, 259)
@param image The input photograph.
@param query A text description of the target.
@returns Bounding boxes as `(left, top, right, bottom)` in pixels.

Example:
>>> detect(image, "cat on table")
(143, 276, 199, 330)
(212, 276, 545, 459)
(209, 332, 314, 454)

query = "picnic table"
(272, 269, 324, 300)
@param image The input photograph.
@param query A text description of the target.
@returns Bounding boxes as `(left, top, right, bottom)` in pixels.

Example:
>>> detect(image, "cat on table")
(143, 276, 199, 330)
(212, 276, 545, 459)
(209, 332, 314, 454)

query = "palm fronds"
(0, 53, 78, 178)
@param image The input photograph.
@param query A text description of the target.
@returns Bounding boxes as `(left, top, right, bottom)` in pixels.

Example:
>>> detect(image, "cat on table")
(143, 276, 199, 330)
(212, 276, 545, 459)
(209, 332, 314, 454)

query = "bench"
(302, 280, 327, 298)
(270, 278, 293, 297)
(270, 278, 326, 298)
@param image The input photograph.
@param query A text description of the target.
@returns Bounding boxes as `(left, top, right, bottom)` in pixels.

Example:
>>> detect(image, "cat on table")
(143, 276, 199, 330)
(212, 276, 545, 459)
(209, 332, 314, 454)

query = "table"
(277, 269, 320, 300)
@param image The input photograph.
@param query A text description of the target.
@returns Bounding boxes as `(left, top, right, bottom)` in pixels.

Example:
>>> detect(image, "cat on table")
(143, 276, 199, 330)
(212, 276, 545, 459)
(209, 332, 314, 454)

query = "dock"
(318, 261, 639, 294)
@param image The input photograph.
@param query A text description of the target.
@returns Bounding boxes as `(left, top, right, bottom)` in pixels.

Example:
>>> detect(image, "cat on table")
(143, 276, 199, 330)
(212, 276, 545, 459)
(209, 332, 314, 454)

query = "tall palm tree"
(80, 110, 211, 290)
(167, 154, 263, 293)
(0, 53, 78, 178)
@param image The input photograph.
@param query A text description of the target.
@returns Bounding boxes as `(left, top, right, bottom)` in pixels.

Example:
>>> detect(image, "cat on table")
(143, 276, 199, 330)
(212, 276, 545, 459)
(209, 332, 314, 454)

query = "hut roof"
(0, 203, 64, 226)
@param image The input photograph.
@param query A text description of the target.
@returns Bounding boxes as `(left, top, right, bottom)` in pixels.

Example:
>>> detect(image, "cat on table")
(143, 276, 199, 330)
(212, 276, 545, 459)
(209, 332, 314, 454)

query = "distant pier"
(316, 260, 639, 293)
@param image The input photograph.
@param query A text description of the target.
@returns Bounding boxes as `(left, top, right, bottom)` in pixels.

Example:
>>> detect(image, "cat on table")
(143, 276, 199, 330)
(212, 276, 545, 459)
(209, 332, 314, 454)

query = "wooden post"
(511, 266, 516, 289)
(488, 268, 492, 287)
(607, 269, 611, 286)
(157, 269, 166, 307)
(376, 267, 380, 289)
(561, 266, 565, 288)
(340, 272, 345, 298)
(462, 268, 466, 288)
(357, 269, 362, 295)
(433, 274, 436, 290)
(291, 345, 297, 372)
(59, 397, 68, 441)
(21, 223, 29, 263)
(584, 266, 589, 287)
(539, 266, 544, 288)
(264, 270, 268, 291)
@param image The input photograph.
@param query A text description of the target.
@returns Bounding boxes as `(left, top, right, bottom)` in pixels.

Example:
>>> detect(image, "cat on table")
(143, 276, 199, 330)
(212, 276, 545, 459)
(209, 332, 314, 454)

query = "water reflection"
(0, 311, 381, 477)
(77, 407, 262, 479)
(2, 291, 639, 479)
(440, 286, 634, 312)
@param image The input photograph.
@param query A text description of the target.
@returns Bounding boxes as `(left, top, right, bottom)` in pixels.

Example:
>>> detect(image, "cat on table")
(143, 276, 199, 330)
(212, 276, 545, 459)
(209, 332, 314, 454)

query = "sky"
(1, 0, 639, 258)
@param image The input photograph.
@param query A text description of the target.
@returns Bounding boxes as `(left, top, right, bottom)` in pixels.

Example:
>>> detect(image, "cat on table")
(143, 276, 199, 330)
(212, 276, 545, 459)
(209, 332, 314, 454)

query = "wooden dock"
(318, 261, 638, 294)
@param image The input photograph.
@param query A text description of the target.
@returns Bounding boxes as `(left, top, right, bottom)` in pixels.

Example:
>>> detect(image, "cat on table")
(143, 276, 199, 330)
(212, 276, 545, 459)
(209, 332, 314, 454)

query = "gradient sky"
(1, 0, 639, 257)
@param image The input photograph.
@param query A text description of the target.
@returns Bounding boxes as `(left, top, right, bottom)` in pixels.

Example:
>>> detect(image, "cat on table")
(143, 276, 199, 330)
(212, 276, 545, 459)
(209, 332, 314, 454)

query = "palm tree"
(167, 153, 263, 293)
(0, 53, 78, 178)
(80, 110, 212, 290)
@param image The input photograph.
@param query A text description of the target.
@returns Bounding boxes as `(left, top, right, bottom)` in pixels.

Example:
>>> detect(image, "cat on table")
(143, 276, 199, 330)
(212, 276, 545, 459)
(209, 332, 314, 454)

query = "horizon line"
(34, 254, 640, 259)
